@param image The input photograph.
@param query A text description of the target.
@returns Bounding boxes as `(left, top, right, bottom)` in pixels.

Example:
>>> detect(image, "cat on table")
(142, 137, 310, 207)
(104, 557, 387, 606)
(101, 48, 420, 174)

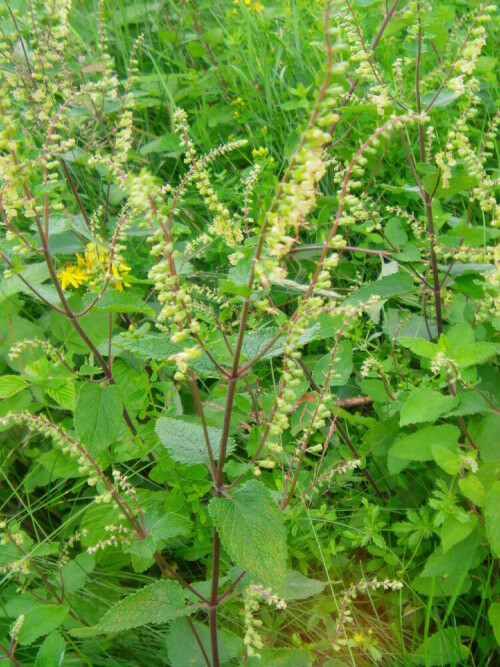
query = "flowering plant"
(0, 1, 498, 665)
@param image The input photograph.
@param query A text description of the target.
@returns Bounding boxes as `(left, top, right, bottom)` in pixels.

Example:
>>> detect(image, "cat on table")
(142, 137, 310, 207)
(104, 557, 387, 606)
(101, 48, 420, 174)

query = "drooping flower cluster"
(243, 584, 287, 658)
(0, 412, 102, 487)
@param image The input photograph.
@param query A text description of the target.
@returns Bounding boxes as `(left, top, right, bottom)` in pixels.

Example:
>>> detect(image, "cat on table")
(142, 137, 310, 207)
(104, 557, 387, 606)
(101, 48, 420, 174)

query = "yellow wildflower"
(112, 263, 131, 291)
(58, 264, 87, 290)
(62, 240, 131, 291)
(78, 241, 108, 272)
(252, 1, 264, 11)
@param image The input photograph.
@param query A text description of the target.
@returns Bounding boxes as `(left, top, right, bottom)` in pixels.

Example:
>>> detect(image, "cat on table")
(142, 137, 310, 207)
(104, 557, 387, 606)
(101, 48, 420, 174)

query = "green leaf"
(17, 605, 69, 646)
(155, 416, 235, 467)
(75, 384, 123, 453)
(117, 330, 218, 378)
(385, 218, 408, 247)
(312, 341, 352, 388)
(459, 475, 485, 507)
(61, 552, 95, 594)
(488, 603, 500, 648)
(440, 515, 477, 553)
(431, 444, 462, 475)
(148, 512, 192, 542)
(248, 648, 312, 666)
(122, 533, 156, 560)
(166, 617, 243, 667)
(485, 481, 500, 558)
(72, 580, 188, 635)
(238, 569, 326, 601)
(452, 343, 497, 369)
(209, 480, 287, 587)
(240, 328, 282, 361)
(347, 271, 415, 306)
(422, 532, 480, 578)
(422, 88, 460, 108)
(0, 375, 29, 399)
(139, 133, 182, 156)
(398, 337, 438, 358)
(389, 425, 460, 462)
(411, 628, 468, 666)
(34, 631, 65, 667)
(83, 291, 155, 318)
(400, 388, 458, 426)
(475, 414, 500, 461)
(46, 381, 75, 411)
(277, 570, 326, 601)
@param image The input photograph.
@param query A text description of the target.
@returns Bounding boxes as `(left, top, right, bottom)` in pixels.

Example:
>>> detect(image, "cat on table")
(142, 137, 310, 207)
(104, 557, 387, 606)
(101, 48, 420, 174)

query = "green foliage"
(73, 580, 189, 635)
(75, 384, 124, 453)
(209, 480, 287, 587)
(0, 0, 498, 664)
(156, 416, 235, 466)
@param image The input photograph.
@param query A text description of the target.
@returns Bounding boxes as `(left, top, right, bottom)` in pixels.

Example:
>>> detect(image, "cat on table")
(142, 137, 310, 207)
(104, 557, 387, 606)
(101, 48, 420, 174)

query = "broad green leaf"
(360, 379, 388, 403)
(431, 444, 461, 475)
(61, 552, 95, 594)
(75, 384, 123, 453)
(277, 570, 326, 601)
(238, 569, 326, 601)
(459, 475, 485, 507)
(452, 343, 497, 369)
(116, 330, 217, 378)
(72, 580, 188, 636)
(384, 309, 434, 342)
(46, 381, 75, 410)
(139, 133, 182, 156)
(148, 512, 192, 542)
(398, 337, 438, 358)
(385, 218, 408, 246)
(422, 88, 460, 108)
(411, 628, 468, 666)
(412, 575, 471, 598)
(248, 648, 311, 666)
(400, 388, 458, 426)
(155, 416, 235, 467)
(17, 605, 69, 646)
(166, 617, 243, 667)
(82, 290, 155, 318)
(440, 515, 477, 553)
(422, 532, 480, 578)
(485, 481, 500, 558)
(209, 480, 287, 587)
(347, 271, 415, 306)
(34, 631, 65, 667)
(389, 425, 460, 462)
(122, 533, 156, 560)
(476, 414, 500, 461)
(0, 262, 50, 301)
(240, 328, 282, 361)
(488, 603, 500, 647)
(0, 375, 29, 399)
(312, 341, 352, 388)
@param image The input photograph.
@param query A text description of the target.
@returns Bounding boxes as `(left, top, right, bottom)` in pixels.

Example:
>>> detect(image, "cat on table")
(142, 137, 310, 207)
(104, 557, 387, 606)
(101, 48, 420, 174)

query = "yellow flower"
(252, 1, 264, 12)
(112, 263, 131, 291)
(79, 241, 109, 271)
(72, 240, 132, 290)
(58, 264, 87, 290)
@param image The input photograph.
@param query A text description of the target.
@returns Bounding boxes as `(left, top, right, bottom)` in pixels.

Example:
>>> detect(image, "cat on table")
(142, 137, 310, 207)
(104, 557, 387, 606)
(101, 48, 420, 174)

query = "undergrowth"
(0, 0, 499, 665)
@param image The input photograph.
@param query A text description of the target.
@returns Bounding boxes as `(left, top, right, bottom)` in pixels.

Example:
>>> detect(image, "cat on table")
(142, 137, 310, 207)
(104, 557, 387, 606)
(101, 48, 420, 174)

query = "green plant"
(0, 0, 498, 665)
